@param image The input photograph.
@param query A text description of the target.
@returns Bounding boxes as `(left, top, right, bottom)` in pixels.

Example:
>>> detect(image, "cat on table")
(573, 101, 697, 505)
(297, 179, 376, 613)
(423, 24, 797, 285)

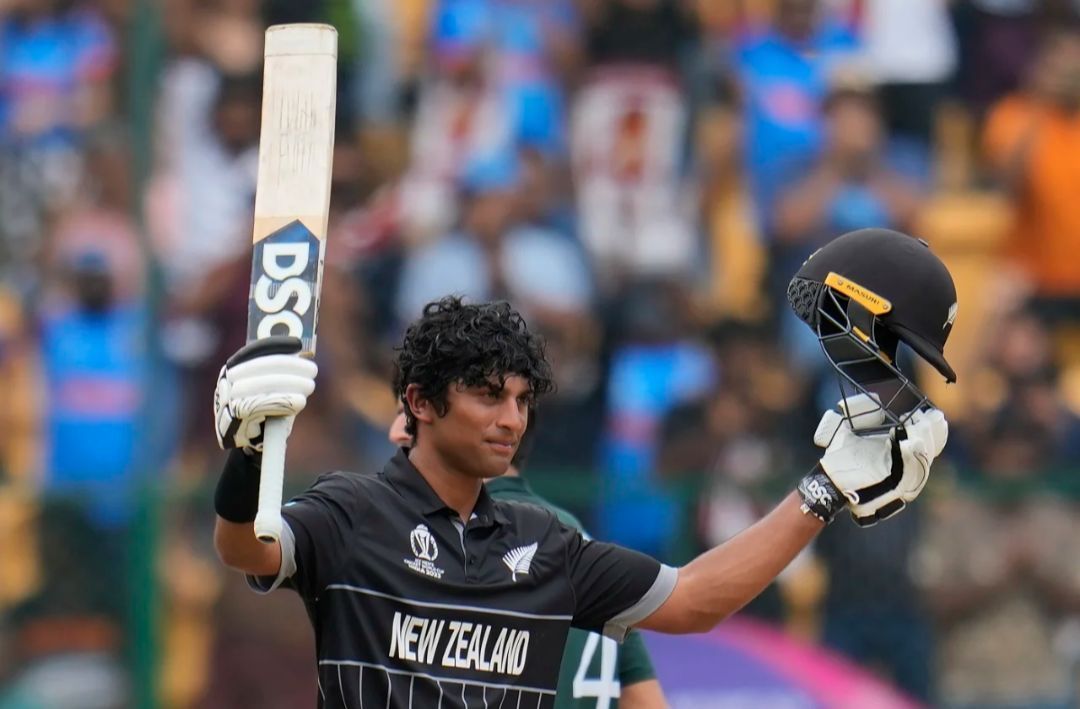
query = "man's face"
(464, 191, 518, 247)
(407, 375, 531, 479)
(826, 97, 882, 171)
(1033, 32, 1080, 109)
(214, 96, 260, 154)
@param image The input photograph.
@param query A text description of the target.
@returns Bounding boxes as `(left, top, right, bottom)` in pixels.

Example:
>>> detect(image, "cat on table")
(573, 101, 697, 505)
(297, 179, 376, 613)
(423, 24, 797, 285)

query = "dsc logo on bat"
(248, 220, 321, 343)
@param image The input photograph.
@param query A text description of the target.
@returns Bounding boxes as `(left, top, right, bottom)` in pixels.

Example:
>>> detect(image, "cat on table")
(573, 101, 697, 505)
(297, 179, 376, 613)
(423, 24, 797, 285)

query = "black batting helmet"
(787, 228, 957, 431)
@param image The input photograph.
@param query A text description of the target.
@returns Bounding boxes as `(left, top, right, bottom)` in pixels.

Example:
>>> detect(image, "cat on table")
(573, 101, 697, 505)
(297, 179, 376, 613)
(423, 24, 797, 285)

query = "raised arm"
(637, 494, 820, 633)
(211, 337, 317, 577)
(215, 519, 282, 576)
(213, 451, 282, 576)
(639, 402, 948, 634)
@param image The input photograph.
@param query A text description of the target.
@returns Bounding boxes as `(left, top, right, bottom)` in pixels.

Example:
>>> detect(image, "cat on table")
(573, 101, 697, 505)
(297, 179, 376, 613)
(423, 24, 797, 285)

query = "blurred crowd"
(2, 0, 1080, 707)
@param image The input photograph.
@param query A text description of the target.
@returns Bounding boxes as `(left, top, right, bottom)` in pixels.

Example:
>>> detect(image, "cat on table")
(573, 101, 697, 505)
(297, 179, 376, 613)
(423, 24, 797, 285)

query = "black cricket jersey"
(245, 449, 677, 709)
(485, 476, 657, 709)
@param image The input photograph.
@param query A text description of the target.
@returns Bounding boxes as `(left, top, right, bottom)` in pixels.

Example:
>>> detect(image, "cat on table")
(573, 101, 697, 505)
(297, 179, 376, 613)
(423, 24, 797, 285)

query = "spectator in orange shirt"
(984, 26, 1080, 319)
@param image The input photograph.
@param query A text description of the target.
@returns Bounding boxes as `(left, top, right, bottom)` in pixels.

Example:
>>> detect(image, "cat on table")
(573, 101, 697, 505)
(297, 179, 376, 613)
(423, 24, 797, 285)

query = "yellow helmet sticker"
(825, 272, 893, 315)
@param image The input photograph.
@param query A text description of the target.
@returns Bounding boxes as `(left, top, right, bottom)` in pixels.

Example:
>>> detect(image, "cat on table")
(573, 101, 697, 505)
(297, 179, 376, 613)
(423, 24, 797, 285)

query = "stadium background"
(1, 0, 1080, 707)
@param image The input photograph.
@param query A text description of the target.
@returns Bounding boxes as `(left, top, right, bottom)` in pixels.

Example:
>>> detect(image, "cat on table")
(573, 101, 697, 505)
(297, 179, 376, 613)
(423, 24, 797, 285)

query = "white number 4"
(572, 633, 621, 708)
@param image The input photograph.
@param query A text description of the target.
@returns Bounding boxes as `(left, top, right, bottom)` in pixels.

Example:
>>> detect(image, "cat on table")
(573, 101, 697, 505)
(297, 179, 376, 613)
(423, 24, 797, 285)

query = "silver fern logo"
(945, 302, 958, 330)
(502, 543, 538, 582)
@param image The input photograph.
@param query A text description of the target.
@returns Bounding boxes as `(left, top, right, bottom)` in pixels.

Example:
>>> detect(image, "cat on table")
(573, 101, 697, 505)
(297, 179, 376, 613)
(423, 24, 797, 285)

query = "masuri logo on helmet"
(823, 273, 892, 316)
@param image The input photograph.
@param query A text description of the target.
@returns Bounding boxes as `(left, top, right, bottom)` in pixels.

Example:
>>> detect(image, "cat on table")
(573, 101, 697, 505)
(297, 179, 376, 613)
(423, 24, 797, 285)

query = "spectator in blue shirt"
(0, 0, 116, 147)
(730, 0, 860, 233)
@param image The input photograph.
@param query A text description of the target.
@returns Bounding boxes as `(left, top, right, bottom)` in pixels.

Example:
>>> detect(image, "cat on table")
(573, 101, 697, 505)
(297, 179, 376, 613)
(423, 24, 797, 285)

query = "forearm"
(211, 337, 317, 579)
(618, 679, 667, 709)
(640, 493, 822, 633)
(212, 448, 280, 576)
(213, 517, 281, 576)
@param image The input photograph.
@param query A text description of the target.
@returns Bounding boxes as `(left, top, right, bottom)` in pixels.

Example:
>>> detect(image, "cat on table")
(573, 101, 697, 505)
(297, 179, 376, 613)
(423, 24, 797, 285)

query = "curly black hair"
(393, 297, 554, 436)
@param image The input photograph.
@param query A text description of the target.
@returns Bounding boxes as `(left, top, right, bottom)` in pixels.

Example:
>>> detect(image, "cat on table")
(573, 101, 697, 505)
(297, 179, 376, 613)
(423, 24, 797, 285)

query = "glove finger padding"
(229, 371, 318, 400)
(227, 354, 318, 387)
(230, 393, 312, 421)
(906, 407, 948, 458)
(896, 436, 930, 496)
(813, 394, 886, 448)
(813, 410, 845, 449)
(840, 393, 886, 428)
(240, 413, 296, 452)
(847, 407, 949, 526)
(214, 339, 318, 452)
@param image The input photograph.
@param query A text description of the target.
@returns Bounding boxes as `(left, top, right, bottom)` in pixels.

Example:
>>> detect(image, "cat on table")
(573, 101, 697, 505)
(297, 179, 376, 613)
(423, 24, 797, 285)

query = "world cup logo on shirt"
(410, 524, 439, 562)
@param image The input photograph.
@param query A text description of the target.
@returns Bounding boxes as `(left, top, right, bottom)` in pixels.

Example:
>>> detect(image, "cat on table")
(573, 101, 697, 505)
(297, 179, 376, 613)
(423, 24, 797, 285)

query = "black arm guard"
(214, 448, 263, 523)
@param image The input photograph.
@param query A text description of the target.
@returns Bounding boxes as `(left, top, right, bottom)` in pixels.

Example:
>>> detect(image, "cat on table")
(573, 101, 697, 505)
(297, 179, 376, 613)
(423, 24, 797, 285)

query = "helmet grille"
(787, 277, 822, 325)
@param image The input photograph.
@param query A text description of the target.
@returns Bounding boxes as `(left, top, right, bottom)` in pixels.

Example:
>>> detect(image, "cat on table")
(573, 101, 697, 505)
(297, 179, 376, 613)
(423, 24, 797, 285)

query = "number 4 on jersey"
(572, 633, 621, 709)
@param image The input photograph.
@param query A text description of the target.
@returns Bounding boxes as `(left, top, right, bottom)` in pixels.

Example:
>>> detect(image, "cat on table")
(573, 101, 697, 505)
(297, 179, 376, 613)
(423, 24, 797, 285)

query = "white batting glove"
(799, 395, 948, 526)
(213, 336, 318, 452)
(846, 407, 947, 525)
(814, 393, 888, 440)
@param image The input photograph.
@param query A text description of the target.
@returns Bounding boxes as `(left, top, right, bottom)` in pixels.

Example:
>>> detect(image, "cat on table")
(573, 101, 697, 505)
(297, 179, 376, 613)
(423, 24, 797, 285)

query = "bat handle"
(254, 416, 290, 544)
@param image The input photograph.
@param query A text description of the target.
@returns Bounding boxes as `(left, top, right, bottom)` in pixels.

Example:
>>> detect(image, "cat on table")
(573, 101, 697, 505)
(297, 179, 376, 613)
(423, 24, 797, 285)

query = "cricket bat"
(248, 24, 337, 543)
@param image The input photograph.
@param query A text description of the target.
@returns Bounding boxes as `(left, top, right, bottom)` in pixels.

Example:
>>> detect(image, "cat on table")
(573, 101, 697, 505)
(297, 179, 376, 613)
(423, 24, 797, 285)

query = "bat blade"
(248, 23, 337, 356)
(248, 24, 337, 543)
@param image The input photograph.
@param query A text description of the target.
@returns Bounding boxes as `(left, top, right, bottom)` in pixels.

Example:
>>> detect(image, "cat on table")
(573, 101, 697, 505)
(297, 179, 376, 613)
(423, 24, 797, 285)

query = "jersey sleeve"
(616, 630, 657, 686)
(561, 524, 677, 641)
(247, 471, 363, 600)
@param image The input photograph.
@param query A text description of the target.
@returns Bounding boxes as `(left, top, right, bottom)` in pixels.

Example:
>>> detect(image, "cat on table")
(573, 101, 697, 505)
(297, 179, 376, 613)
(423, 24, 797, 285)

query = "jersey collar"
(384, 448, 509, 527)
